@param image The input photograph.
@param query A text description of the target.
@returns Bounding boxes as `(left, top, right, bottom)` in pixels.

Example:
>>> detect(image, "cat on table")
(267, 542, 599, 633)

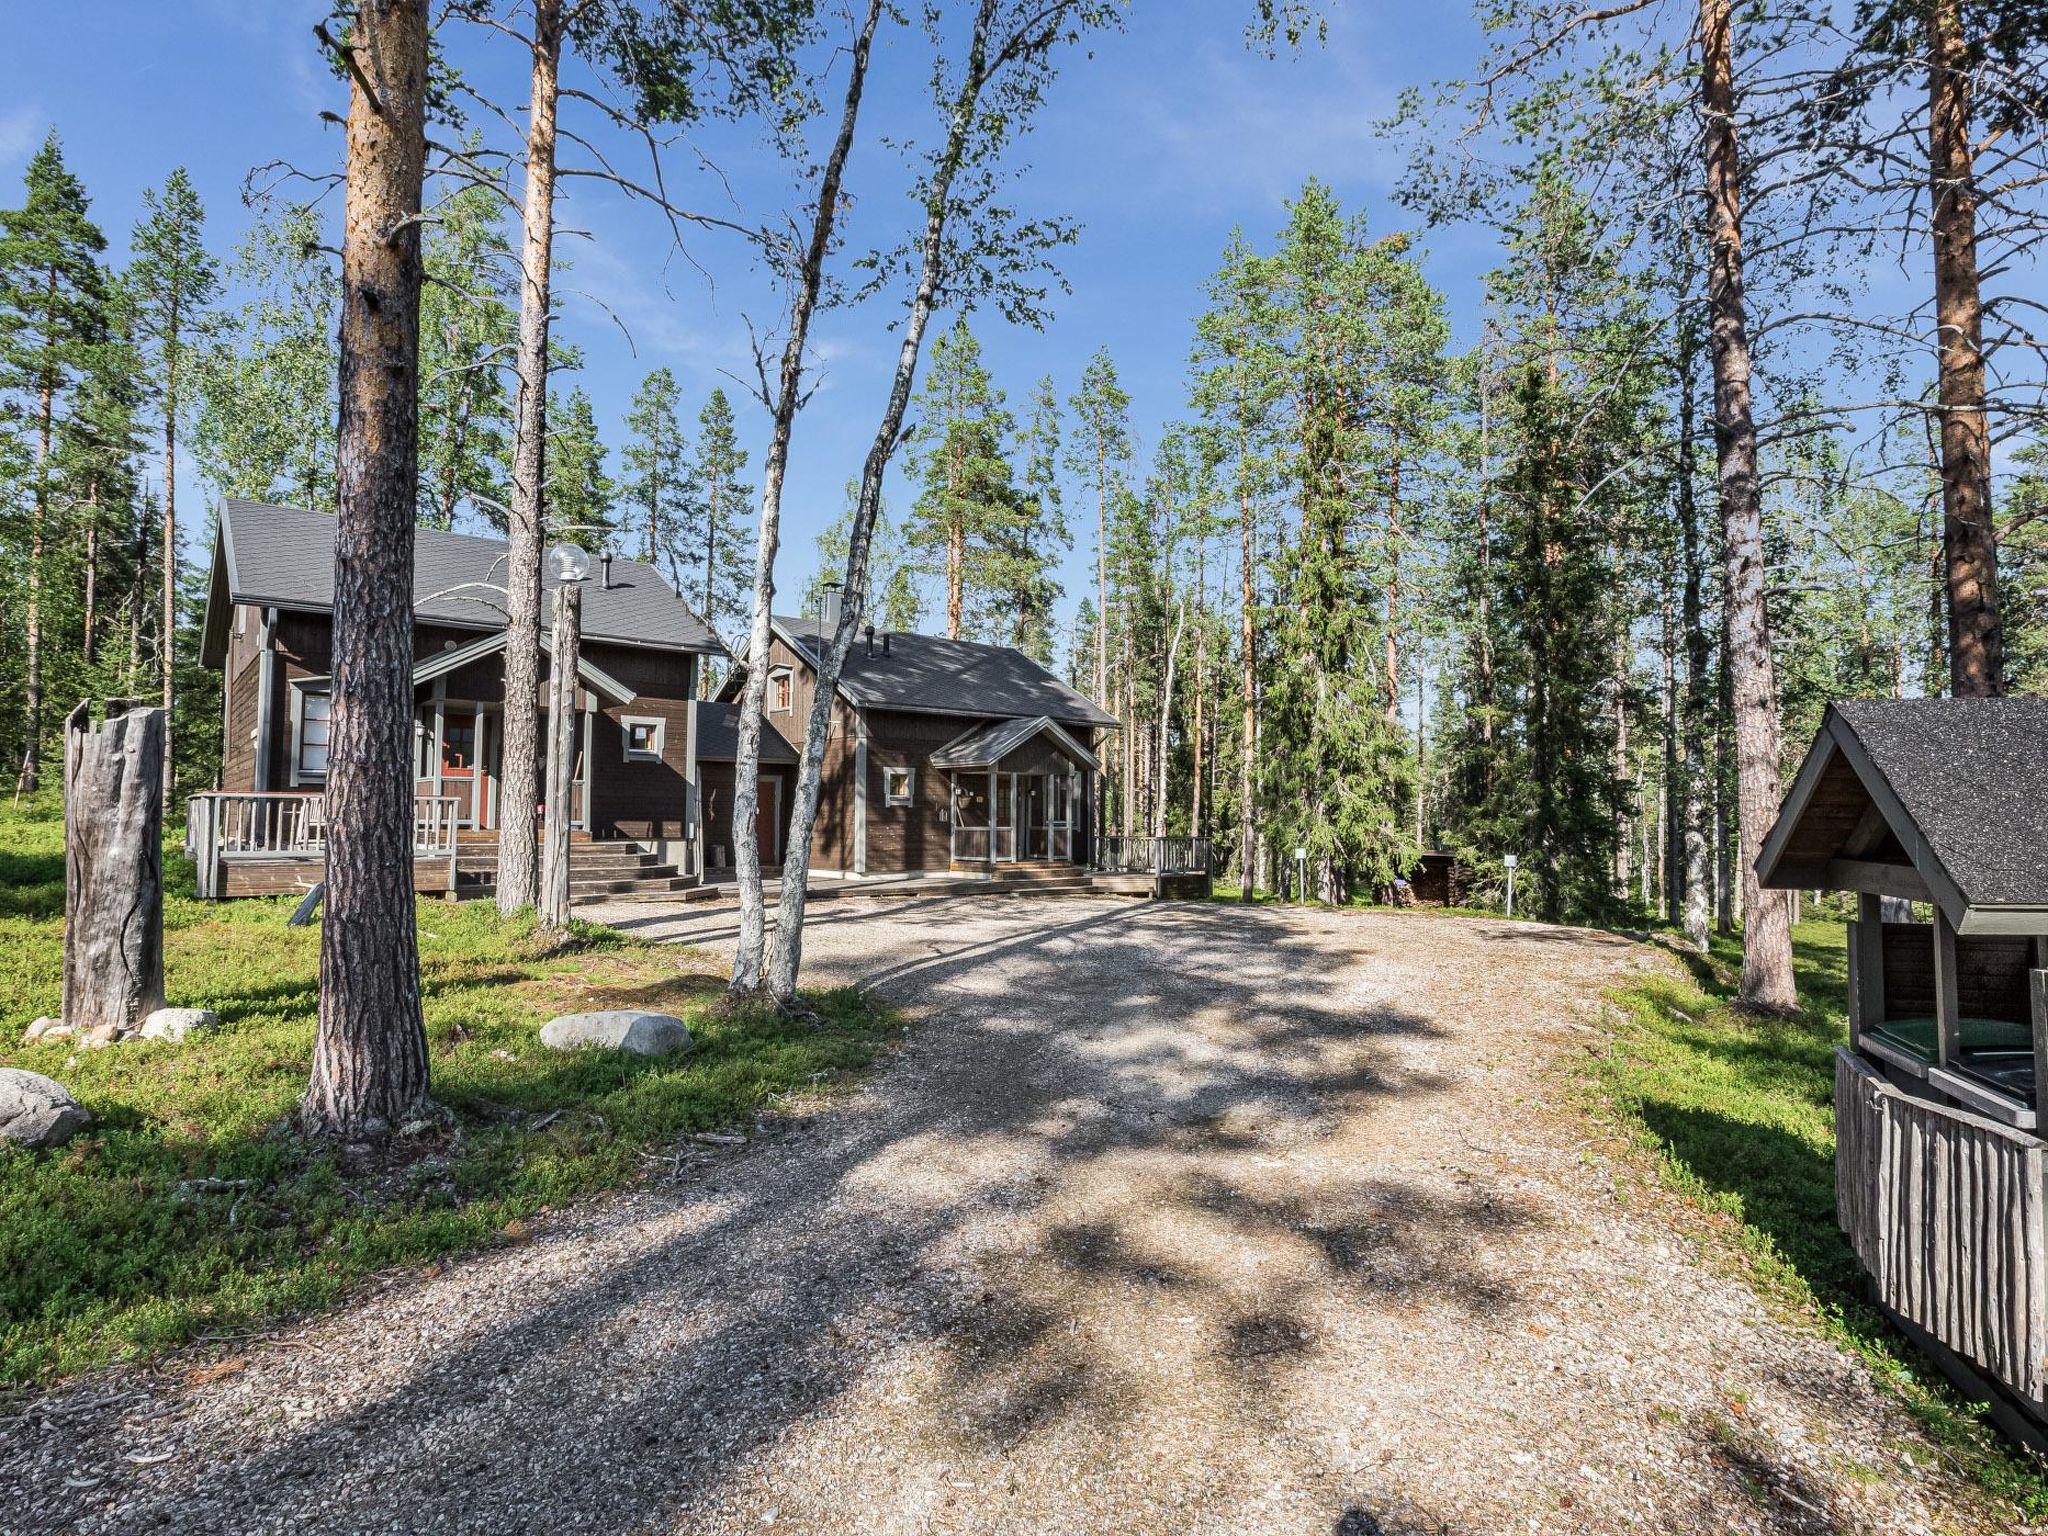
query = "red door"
(756, 777, 780, 864)
(441, 708, 479, 826)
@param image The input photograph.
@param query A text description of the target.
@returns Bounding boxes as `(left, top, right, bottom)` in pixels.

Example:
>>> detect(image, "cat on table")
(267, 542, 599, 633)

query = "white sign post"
(1503, 852, 1519, 919)
(1294, 846, 1307, 905)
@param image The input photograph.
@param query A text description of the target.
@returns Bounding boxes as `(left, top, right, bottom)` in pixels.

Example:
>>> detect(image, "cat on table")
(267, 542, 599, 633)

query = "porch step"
(455, 837, 692, 902)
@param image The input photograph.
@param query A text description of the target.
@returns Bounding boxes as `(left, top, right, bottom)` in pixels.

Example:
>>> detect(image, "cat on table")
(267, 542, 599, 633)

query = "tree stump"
(63, 701, 167, 1041)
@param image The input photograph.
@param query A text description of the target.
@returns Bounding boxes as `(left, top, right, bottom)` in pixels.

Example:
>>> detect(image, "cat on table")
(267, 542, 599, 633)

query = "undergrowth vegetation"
(1600, 919, 2048, 1519)
(0, 800, 890, 1385)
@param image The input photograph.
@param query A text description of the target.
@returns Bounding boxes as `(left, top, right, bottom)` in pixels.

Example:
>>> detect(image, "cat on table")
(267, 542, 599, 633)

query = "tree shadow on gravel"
(6, 898, 1576, 1536)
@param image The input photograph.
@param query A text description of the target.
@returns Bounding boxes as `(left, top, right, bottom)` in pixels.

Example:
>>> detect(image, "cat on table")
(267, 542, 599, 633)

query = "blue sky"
(1, 1, 1505, 637)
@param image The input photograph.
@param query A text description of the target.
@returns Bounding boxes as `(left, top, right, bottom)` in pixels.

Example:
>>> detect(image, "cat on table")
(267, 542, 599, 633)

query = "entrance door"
(756, 776, 781, 864)
(441, 706, 480, 826)
(1021, 776, 1045, 859)
(1047, 772, 1072, 863)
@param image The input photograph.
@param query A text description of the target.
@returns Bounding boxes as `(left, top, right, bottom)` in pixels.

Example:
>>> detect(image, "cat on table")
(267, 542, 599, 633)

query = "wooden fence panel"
(1836, 1047, 2048, 1404)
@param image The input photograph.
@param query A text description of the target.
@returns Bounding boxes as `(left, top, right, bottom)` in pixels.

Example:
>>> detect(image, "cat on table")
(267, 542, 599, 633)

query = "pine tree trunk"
(946, 517, 964, 639)
(733, 0, 880, 994)
(302, 0, 432, 1139)
(1700, 0, 1795, 1008)
(161, 302, 180, 809)
(1678, 341, 1712, 953)
(1191, 532, 1205, 834)
(497, 0, 563, 915)
(1238, 442, 1256, 900)
(15, 370, 53, 799)
(1928, 0, 2002, 695)
(83, 481, 99, 668)
(1095, 422, 1108, 707)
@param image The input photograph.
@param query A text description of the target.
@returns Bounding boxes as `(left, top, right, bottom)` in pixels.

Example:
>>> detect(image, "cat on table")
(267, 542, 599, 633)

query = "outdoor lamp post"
(538, 541, 592, 931)
(1294, 845, 1307, 904)
(1503, 852, 1518, 919)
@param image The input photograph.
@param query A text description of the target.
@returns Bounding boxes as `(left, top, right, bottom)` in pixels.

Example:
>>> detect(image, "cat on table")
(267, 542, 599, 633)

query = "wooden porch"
(186, 790, 462, 899)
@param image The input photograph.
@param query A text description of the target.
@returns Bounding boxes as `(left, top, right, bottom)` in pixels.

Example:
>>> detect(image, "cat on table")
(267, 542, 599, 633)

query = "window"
(294, 689, 332, 783)
(769, 667, 793, 713)
(882, 765, 914, 807)
(621, 714, 665, 763)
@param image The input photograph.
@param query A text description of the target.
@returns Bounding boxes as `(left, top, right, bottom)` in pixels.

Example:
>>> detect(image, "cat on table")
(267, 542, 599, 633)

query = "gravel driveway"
(1, 896, 2012, 1534)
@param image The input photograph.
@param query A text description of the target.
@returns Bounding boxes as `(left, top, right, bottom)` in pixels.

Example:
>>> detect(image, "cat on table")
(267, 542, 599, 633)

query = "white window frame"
(882, 764, 915, 808)
(620, 714, 666, 764)
(768, 666, 793, 713)
(290, 682, 332, 786)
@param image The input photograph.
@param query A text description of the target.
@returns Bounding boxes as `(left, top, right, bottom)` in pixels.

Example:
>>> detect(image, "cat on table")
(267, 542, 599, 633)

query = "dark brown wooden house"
(1759, 697, 2048, 1450)
(193, 499, 796, 898)
(723, 606, 1118, 879)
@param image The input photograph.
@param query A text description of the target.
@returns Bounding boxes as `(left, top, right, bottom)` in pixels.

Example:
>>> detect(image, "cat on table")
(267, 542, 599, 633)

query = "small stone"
(140, 1007, 218, 1043)
(539, 1009, 693, 1058)
(85, 1023, 122, 1048)
(22, 1016, 64, 1043)
(0, 1068, 92, 1150)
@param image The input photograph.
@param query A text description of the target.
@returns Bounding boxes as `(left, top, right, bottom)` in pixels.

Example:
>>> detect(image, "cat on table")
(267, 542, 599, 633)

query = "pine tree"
(682, 386, 751, 662)
(1066, 348, 1132, 708)
(0, 131, 107, 797)
(905, 319, 1022, 640)
(982, 372, 1067, 660)
(418, 153, 515, 531)
(621, 366, 685, 575)
(805, 481, 922, 633)
(193, 206, 338, 508)
(546, 385, 614, 544)
(128, 165, 219, 803)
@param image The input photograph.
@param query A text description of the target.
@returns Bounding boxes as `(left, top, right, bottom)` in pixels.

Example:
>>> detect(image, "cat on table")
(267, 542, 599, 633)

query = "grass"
(0, 799, 892, 1387)
(1597, 917, 2048, 1518)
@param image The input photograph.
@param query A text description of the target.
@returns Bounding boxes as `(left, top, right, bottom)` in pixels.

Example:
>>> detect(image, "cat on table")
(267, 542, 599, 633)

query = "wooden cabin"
(194, 499, 796, 900)
(1758, 697, 2048, 1449)
(722, 603, 1126, 882)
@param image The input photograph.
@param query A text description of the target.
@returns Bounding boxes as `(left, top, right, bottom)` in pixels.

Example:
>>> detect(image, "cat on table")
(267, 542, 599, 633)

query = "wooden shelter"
(1758, 698, 2048, 1449)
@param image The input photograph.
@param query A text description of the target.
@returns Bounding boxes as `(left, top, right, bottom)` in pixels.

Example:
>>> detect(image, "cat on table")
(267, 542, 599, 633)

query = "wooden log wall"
(1836, 1048, 2048, 1407)
(1878, 922, 2031, 1022)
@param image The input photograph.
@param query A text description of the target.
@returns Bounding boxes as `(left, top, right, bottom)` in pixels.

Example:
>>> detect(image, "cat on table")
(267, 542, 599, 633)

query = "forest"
(2, 0, 2047, 1046)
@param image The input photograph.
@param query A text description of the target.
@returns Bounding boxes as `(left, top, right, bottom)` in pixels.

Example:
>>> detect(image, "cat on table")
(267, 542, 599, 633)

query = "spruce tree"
(546, 385, 615, 544)
(905, 319, 1021, 640)
(0, 131, 107, 796)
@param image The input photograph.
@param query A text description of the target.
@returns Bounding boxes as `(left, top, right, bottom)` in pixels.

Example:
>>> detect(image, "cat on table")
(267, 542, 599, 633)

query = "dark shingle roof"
(1828, 697, 2048, 912)
(691, 701, 797, 764)
(215, 499, 720, 653)
(773, 615, 1117, 729)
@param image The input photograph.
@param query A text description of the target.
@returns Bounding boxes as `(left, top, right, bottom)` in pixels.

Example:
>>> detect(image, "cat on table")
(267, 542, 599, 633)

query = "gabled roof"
(768, 615, 1117, 729)
(412, 629, 636, 707)
(1758, 697, 2048, 934)
(202, 499, 722, 662)
(927, 715, 1100, 773)
(691, 700, 798, 764)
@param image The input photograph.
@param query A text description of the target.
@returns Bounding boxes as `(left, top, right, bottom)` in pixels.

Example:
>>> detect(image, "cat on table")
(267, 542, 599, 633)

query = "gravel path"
(1, 896, 2013, 1534)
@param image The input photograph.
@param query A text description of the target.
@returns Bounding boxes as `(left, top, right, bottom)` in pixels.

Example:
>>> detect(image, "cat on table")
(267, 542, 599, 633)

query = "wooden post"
(1850, 891, 1885, 1050)
(63, 701, 167, 1040)
(2031, 967, 2048, 1123)
(538, 581, 581, 930)
(1933, 907, 1962, 1068)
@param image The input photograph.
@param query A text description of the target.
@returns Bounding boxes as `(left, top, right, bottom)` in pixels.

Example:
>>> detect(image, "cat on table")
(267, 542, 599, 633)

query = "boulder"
(539, 1010, 692, 1058)
(0, 1069, 91, 1150)
(141, 1007, 218, 1043)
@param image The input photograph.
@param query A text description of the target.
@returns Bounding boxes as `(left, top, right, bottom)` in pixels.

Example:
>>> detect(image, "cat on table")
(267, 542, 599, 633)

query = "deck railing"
(187, 791, 462, 899)
(1094, 835, 1211, 876)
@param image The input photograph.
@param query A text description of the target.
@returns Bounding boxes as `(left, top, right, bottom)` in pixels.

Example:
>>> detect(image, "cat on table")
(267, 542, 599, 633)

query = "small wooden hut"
(1758, 698, 2048, 1449)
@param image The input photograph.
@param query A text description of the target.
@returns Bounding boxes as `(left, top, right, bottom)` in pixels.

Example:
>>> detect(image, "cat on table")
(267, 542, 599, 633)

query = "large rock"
(0, 1069, 91, 1150)
(540, 1010, 693, 1058)
(141, 1007, 218, 1043)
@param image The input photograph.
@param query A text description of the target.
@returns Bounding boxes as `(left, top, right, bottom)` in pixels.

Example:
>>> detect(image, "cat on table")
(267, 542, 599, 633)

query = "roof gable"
(928, 715, 1101, 773)
(411, 629, 636, 707)
(212, 499, 722, 654)
(1758, 698, 2048, 932)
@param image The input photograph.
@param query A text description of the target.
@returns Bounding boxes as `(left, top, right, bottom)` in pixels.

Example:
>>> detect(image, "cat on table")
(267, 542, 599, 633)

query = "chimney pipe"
(819, 578, 843, 635)
(882, 631, 891, 656)
(599, 551, 614, 591)
(865, 622, 875, 658)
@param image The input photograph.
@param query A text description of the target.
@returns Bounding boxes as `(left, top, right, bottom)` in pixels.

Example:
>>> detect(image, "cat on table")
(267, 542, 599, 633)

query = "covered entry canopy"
(1758, 697, 2048, 936)
(928, 715, 1100, 774)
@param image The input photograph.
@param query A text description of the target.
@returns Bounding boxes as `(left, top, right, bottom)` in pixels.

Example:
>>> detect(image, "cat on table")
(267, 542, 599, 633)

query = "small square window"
(769, 668, 793, 713)
(882, 765, 914, 807)
(295, 690, 331, 782)
(620, 715, 665, 763)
